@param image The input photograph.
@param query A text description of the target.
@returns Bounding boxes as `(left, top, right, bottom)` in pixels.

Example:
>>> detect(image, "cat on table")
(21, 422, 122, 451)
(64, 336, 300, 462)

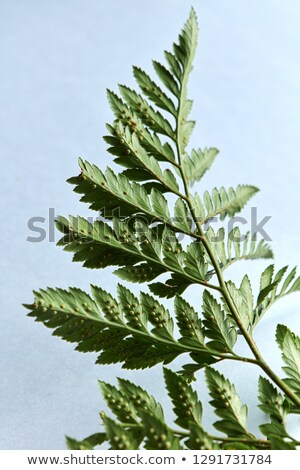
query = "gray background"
(1, 0, 300, 449)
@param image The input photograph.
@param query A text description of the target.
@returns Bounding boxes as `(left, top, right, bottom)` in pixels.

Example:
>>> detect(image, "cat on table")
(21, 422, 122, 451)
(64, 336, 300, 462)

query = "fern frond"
(191, 185, 259, 223)
(25, 6, 300, 451)
(24, 286, 228, 371)
(182, 148, 219, 186)
(56, 216, 215, 296)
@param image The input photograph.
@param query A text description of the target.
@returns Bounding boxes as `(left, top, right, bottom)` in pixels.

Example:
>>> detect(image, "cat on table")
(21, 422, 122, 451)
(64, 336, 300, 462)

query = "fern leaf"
(99, 381, 138, 424)
(133, 66, 177, 116)
(153, 61, 180, 98)
(182, 148, 219, 186)
(163, 368, 202, 429)
(117, 378, 164, 421)
(66, 433, 106, 450)
(205, 367, 252, 438)
(202, 290, 237, 353)
(105, 100, 176, 164)
(140, 292, 174, 340)
(276, 325, 300, 395)
(173, 198, 193, 232)
(224, 276, 254, 330)
(192, 185, 259, 223)
(258, 377, 289, 424)
(185, 425, 219, 450)
(103, 416, 139, 450)
(118, 85, 175, 138)
(253, 266, 300, 327)
(139, 412, 183, 449)
(114, 263, 166, 284)
(206, 227, 273, 273)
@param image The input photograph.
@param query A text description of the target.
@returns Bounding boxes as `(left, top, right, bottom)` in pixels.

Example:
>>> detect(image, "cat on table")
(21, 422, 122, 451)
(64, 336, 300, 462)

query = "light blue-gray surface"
(1, 0, 300, 449)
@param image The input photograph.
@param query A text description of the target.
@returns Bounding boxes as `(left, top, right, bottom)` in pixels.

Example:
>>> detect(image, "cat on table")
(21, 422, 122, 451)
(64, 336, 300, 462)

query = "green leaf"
(56, 215, 144, 270)
(55, 216, 211, 293)
(66, 433, 106, 450)
(185, 424, 219, 450)
(286, 274, 300, 294)
(184, 241, 208, 280)
(69, 158, 180, 227)
(192, 185, 259, 223)
(117, 378, 164, 421)
(260, 421, 289, 439)
(25, 286, 185, 370)
(149, 276, 190, 299)
(205, 367, 252, 438)
(150, 188, 170, 220)
(240, 275, 254, 315)
(188, 352, 220, 372)
(117, 284, 148, 332)
(182, 148, 219, 186)
(173, 198, 192, 232)
(102, 416, 139, 450)
(153, 61, 180, 98)
(69, 159, 151, 220)
(163, 368, 202, 429)
(139, 412, 182, 449)
(140, 292, 174, 340)
(118, 85, 175, 138)
(174, 295, 205, 346)
(206, 227, 273, 272)
(100, 377, 165, 436)
(202, 290, 237, 353)
(174, 7, 198, 72)
(276, 325, 300, 395)
(269, 436, 296, 450)
(114, 263, 165, 283)
(105, 112, 176, 167)
(164, 50, 182, 80)
(253, 266, 300, 327)
(177, 363, 203, 382)
(97, 337, 179, 370)
(206, 227, 227, 267)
